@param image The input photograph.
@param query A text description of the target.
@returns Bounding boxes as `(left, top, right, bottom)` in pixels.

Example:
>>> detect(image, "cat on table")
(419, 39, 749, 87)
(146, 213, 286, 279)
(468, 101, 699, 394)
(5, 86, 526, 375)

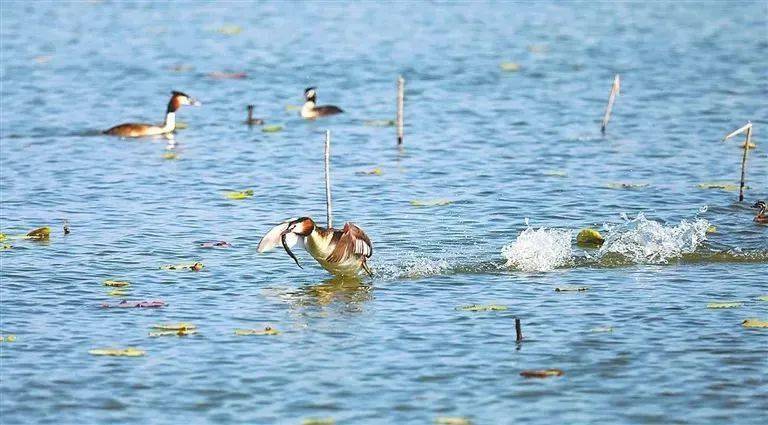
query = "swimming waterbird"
(753, 200, 768, 224)
(245, 105, 264, 125)
(104, 91, 200, 137)
(300, 87, 343, 119)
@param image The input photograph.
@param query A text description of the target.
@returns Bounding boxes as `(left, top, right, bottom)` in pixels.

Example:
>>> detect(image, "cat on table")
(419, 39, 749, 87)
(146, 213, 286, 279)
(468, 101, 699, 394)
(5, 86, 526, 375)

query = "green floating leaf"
(285, 104, 301, 111)
(706, 225, 717, 234)
(89, 348, 145, 357)
(262, 125, 283, 133)
(107, 289, 128, 297)
(410, 199, 453, 207)
(160, 262, 204, 271)
(606, 183, 649, 190)
(104, 280, 130, 287)
(742, 318, 768, 328)
(302, 419, 334, 425)
(707, 302, 742, 309)
(216, 25, 242, 35)
(576, 228, 604, 247)
(555, 286, 589, 292)
(175, 121, 188, 129)
(0, 233, 6, 241)
(1, 243, 12, 250)
(458, 304, 507, 312)
(757, 295, 768, 302)
(152, 323, 197, 331)
(364, 119, 396, 127)
(356, 168, 383, 176)
(697, 182, 749, 191)
(500, 62, 521, 72)
(26, 227, 51, 239)
(162, 152, 179, 160)
(234, 327, 280, 336)
(543, 170, 567, 177)
(0, 335, 17, 343)
(224, 190, 254, 200)
(590, 326, 614, 333)
(149, 329, 197, 337)
(436, 417, 472, 425)
(520, 369, 564, 378)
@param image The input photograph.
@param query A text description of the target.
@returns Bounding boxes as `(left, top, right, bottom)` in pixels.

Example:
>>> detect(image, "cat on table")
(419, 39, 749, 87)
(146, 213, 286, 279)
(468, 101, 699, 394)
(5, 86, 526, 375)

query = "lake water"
(1, 1, 767, 424)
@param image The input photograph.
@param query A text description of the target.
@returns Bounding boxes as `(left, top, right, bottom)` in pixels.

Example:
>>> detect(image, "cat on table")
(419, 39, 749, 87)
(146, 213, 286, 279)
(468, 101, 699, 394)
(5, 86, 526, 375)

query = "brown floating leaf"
(100, 300, 166, 308)
(26, 227, 51, 239)
(520, 369, 564, 378)
(742, 318, 768, 328)
(160, 262, 204, 271)
(200, 241, 232, 248)
(208, 71, 247, 80)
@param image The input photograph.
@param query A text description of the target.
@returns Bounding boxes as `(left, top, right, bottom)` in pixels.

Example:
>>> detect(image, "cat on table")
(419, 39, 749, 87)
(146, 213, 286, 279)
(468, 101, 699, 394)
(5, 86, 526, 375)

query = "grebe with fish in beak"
(258, 217, 373, 277)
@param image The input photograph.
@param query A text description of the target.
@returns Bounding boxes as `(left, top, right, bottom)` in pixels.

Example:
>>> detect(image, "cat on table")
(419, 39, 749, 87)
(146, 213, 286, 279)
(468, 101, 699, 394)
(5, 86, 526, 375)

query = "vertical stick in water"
(396, 76, 405, 145)
(324, 130, 333, 228)
(601, 74, 620, 134)
(738, 125, 753, 202)
(723, 121, 753, 202)
(515, 318, 523, 343)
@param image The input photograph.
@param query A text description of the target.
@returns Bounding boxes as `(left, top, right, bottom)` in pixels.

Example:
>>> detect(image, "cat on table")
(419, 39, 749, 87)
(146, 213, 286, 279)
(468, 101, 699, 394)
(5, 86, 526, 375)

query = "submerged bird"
(258, 217, 373, 277)
(753, 200, 768, 224)
(104, 91, 200, 137)
(245, 105, 264, 126)
(300, 87, 343, 119)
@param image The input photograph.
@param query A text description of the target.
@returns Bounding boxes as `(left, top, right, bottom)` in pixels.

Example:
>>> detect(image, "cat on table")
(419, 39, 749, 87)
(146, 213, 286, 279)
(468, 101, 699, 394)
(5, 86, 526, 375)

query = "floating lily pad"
(224, 189, 254, 200)
(520, 369, 564, 378)
(576, 228, 604, 247)
(742, 318, 768, 328)
(458, 304, 507, 311)
(162, 152, 179, 160)
(160, 262, 204, 271)
(89, 348, 145, 357)
(706, 225, 717, 234)
(410, 199, 453, 207)
(107, 289, 128, 297)
(200, 240, 232, 248)
(26, 227, 50, 239)
(757, 295, 768, 302)
(0, 335, 16, 343)
(364, 119, 396, 127)
(697, 182, 749, 191)
(104, 280, 130, 287)
(1, 244, 11, 250)
(234, 327, 280, 336)
(262, 125, 283, 133)
(590, 326, 614, 333)
(706, 302, 742, 309)
(500, 62, 521, 72)
(149, 329, 197, 337)
(216, 25, 242, 35)
(606, 183, 648, 190)
(555, 286, 588, 292)
(302, 419, 334, 425)
(436, 417, 472, 425)
(356, 168, 383, 176)
(152, 323, 197, 331)
(101, 300, 166, 308)
(0, 233, 6, 241)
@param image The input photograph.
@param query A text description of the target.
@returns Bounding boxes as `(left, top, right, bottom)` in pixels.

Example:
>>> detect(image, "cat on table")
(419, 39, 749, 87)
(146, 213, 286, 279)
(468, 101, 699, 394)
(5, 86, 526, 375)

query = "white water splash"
(501, 227, 573, 272)
(597, 213, 709, 264)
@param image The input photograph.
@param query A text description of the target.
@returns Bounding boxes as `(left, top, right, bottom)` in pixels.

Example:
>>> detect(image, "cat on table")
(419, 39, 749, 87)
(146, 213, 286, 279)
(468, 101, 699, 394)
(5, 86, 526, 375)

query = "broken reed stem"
(515, 318, 523, 342)
(396, 76, 405, 145)
(324, 130, 333, 228)
(722, 121, 753, 202)
(739, 125, 752, 202)
(601, 74, 620, 134)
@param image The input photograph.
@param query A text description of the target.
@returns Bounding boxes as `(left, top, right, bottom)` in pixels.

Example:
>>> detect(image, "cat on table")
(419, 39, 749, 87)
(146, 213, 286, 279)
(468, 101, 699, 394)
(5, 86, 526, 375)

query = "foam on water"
(501, 226, 573, 272)
(596, 213, 710, 264)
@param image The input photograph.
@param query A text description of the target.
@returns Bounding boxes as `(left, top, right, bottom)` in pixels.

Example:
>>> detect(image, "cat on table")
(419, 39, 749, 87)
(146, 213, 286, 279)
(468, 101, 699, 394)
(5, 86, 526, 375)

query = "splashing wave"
(501, 227, 573, 272)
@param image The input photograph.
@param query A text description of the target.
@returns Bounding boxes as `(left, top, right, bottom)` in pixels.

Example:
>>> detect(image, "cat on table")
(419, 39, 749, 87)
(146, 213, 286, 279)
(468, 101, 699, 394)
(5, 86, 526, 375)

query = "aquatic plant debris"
(502, 226, 573, 272)
(0, 335, 17, 343)
(520, 369, 564, 378)
(200, 240, 232, 248)
(149, 329, 197, 337)
(152, 323, 196, 331)
(103, 280, 130, 287)
(742, 319, 768, 328)
(234, 327, 280, 336)
(606, 183, 649, 190)
(435, 417, 472, 425)
(356, 168, 383, 176)
(590, 326, 614, 333)
(576, 228, 605, 247)
(161, 262, 204, 271)
(458, 304, 508, 311)
(697, 183, 749, 191)
(1, 244, 12, 250)
(107, 289, 128, 297)
(216, 25, 242, 35)
(706, 302, 742, 309)
(100, 300, 166, 308)
(555, 286, 588, 292)
(757, 295, 768, 302)
(208, 71, 247, 80)
(543, 170, 567, 177)
(89, 348, 145, 357)
(301, 419, 334, 425)
(224, 190, 254, 200)
(162, 152, 178, 160)
(261, 125, 283, 133)
(26, 227, 50, 239)
(410, 199, 453, 207)
(364, 119, 395, 127)
(500, 62, 521, 72)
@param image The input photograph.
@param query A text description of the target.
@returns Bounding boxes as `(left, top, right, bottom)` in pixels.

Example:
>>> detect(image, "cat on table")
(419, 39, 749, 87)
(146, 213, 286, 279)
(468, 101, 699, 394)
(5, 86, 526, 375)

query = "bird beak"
(190, 98, 202, 107)
(281, 233, 302, 269)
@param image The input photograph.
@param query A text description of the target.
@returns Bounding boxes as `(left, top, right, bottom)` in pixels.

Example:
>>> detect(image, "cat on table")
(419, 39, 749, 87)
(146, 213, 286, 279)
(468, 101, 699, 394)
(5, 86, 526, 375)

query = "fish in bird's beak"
(280, 229, 302, 269)
(190, 98, 202, 106)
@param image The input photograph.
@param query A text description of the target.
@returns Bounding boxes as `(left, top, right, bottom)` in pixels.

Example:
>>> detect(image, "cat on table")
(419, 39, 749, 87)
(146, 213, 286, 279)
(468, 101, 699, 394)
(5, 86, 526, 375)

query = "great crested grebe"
(245, 105, 264, 125)
(258, 217, 373, 277)
(104, 91, 200, 137)
(753, 200, 768, 224)
(300, 87, 343, 119)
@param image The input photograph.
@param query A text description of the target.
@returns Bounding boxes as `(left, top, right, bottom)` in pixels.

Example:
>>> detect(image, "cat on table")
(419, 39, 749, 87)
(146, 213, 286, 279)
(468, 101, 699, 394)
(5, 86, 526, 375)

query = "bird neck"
(162, 111, 176, 132)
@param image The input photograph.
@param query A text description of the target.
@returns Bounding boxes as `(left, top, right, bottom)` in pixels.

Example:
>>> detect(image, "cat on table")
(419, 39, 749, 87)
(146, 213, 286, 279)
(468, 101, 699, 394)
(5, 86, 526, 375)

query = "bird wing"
(326, 223, 372, 263)
(257, 219, 304, 253)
